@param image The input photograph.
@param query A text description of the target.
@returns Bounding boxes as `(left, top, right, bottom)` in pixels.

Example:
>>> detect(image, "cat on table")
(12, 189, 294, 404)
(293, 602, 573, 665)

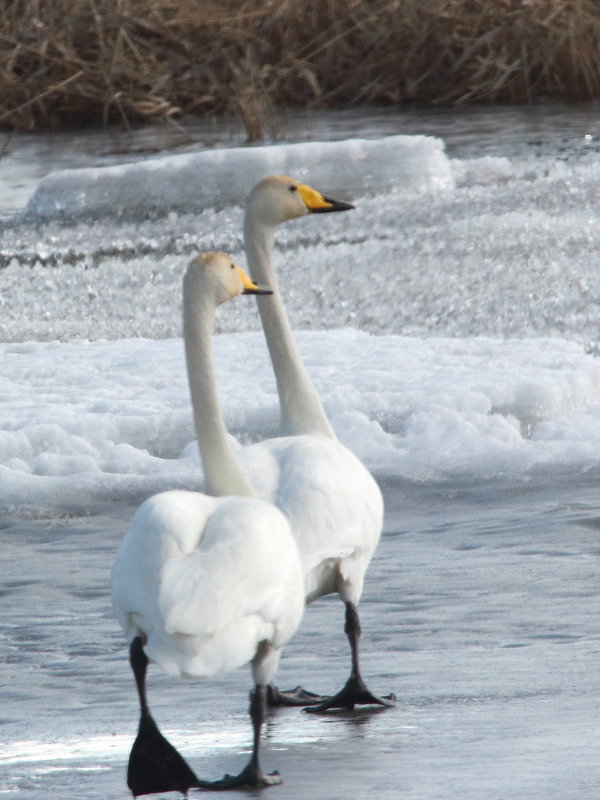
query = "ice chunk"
(26, 136, 454, 220)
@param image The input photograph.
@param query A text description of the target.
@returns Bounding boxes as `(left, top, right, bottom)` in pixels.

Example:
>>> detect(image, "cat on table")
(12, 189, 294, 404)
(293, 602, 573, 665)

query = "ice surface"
(3, 479, 600, 800)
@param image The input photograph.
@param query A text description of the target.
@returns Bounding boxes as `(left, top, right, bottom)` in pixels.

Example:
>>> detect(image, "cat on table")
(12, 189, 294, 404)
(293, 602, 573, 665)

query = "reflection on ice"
(1, 726, 259, 767)
(0, 734, 129, 765)
(0, 723, 335, 773)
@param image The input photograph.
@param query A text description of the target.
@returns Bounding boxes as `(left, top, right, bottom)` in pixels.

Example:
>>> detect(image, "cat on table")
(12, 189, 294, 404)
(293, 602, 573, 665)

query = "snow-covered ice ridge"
(25, 135, 453, 219)
(2, 332, 600, 514)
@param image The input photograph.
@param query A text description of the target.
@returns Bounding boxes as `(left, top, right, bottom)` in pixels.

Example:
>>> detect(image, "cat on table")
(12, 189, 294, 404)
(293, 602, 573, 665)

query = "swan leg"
(304, 602, 397, 713)
(267, 683, 330, 707)
(127, 637, 201, 797)
(199, 684, 282, 789)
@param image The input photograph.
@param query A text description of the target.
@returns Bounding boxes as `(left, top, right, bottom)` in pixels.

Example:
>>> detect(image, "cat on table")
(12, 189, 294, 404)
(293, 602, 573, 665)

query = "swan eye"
(289, 185, 298, 192)
(230, 263, 235, 269)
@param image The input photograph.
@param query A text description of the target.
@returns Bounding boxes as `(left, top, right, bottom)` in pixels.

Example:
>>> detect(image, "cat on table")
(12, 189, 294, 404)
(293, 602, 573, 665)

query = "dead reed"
(2, 0, 600, 135)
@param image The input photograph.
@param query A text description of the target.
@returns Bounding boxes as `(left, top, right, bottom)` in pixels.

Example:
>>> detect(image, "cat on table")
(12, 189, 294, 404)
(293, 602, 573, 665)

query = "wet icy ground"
(3, 473, 600, 800)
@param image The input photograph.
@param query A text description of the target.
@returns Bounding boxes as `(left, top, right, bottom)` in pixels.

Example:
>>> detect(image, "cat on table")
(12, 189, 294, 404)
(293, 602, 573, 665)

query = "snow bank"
(25, 135, 453, 220)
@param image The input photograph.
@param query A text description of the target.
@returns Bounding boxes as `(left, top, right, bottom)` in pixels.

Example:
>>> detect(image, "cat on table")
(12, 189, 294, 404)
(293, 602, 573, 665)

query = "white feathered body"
(238, 435, 383, 607)
(111, 490, 304, 683)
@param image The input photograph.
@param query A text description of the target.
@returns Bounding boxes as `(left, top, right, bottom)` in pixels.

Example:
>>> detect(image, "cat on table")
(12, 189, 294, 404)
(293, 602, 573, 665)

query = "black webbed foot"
(302, 601, 397, 714)
(303, 675, 396, 713)
(127, 639, 284, 793)
(267, 683, 330, 707)
(127, 637, 201, 797)
(128, 710, 201, 797)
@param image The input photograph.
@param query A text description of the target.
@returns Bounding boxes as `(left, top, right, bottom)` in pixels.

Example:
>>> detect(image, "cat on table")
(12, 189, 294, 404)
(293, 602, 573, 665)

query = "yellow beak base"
(236, 265, 273, 295)
(297, 183, 355, 213)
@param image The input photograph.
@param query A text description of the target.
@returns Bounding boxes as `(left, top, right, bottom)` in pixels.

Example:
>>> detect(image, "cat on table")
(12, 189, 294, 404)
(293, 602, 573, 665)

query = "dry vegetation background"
(2, 0, 600, 136)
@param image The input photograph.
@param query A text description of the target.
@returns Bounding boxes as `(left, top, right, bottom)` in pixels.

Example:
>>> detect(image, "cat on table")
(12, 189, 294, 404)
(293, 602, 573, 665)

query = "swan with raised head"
(238, 175, 395, 712)
(111, 252, 304, 794)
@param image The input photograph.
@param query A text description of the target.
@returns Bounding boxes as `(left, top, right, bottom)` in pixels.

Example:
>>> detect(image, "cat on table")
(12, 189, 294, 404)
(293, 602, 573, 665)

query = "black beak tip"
(243, 286, 273, 295)
(312, 196, 355, 213)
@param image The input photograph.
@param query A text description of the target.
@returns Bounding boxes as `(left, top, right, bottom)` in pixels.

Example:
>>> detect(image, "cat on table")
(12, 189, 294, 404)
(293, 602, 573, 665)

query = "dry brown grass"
(3, 0, 600, 135)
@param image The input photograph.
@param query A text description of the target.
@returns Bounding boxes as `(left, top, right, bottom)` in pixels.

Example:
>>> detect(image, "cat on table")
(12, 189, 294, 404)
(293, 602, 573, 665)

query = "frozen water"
(2, 109, 600, 799)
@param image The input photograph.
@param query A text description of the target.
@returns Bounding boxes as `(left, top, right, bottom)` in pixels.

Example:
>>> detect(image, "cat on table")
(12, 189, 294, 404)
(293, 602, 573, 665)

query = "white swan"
(237, 175, 396, 711)
(111, 252, 304, 795)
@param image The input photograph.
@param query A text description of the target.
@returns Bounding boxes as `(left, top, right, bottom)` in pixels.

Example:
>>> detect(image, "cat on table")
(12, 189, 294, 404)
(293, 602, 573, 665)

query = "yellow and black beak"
(244, 283, 273, 295)
(236, 265, 273, 295)
(296, 183, 355, 214)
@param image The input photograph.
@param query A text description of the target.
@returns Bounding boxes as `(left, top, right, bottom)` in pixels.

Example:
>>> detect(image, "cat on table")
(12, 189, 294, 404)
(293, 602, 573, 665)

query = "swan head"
(186, 251, 273, 305)
(246, 174, 355, 226)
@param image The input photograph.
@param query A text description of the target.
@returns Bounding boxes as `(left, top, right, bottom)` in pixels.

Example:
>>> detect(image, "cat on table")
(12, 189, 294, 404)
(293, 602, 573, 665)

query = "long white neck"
(244, 212, 336, 440)
(183, 272, 255, 497)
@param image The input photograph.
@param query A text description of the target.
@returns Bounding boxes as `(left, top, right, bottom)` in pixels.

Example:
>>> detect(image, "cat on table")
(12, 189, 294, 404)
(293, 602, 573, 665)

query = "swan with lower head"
(111, 252, 304, 794)
(237, 175, 395, 711)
